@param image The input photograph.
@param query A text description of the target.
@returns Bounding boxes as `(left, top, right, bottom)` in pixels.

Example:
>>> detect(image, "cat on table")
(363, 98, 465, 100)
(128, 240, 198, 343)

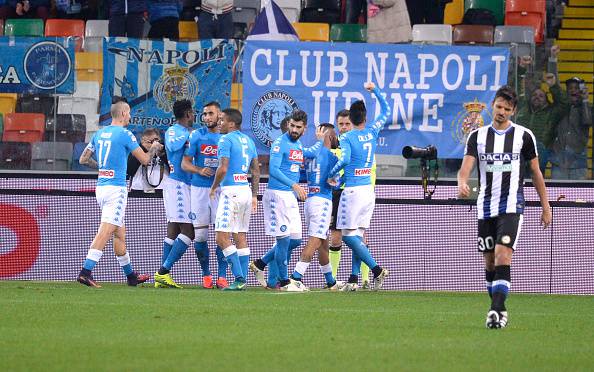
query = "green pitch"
(1, 281, 592, 371)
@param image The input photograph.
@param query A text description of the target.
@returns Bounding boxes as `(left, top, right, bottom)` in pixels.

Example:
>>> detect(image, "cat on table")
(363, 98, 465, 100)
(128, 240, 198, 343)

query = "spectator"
(344, 0, 366, 24)
(198, 0, 233, 39)
(147, 0, 182, 40)
(516, 46, 568, 174)
(550, 78, 593, 180)
(367, 0, 411, 43)
(7, 0, 50, 19)
(108, 0, 147, 38)
(54, 0, 97, 19)
(406, 0, 451, 25)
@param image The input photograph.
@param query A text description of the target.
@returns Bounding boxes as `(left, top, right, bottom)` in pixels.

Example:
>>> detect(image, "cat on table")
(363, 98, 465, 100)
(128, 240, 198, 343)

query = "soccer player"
(209, 108, 259, 291)
(154, 99, 196, 288)
(249, 110, 326, 291)
(77, 101, 159, 287)
(181, 101, 229, 289)
(458, 86, 552, 329)
(327, 82, 390, 291)
(290, 123, 345, 290)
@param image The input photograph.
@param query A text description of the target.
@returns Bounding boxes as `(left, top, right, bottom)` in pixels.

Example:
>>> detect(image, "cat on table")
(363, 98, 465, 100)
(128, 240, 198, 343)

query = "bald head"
(110, 101, 131, 126)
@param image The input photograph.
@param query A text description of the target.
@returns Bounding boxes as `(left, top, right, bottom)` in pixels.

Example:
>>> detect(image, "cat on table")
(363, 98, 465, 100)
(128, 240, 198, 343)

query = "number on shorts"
(478, 236, 495, 252)
(97, 139, 112, 168)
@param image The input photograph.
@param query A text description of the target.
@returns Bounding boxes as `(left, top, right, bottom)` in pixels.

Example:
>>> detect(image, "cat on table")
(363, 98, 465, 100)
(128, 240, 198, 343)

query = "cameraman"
(127, 128, 169, 193)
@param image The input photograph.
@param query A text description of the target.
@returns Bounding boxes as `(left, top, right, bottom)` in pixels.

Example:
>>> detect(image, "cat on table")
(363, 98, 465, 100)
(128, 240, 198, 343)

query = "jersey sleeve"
(166, 128, 188, 153)
(464, 130, 478, 158)
(123, 129, 140, 152)
(217, 135, 231, 159)
(328, 135, 351, 178)
(303, 139, 323, 158)
(85, 135, 96, 153)
(185, 130, 199, 157)
(521, 129, 538, 161)
(368, 87, 391, 137)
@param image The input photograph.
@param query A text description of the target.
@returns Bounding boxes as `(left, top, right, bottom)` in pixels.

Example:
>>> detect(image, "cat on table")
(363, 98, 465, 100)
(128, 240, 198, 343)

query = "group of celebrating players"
(76, 82, 552, 329)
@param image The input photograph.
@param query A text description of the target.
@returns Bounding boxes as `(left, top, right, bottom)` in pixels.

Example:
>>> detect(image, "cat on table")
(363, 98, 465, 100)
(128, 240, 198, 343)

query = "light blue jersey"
(305, 147, 337, 200)
(217, 130, 257, 187)
(185, 127, 222, 187)
(329, 87, 390, 186)
(165, 123, 191, 185)
(87, 125, 139, 187)
(268, 132, 322, 191)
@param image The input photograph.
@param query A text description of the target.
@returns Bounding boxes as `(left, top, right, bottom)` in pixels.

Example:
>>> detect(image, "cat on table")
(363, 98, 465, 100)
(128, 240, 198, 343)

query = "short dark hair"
(203, 101, 221, 109)
(493, 85, 518, 109)
(319, 122, 335, 130)
(280, 116, 290, 133)
(565, 77, 583, 87)
(222, 108, 242, 127)
(336, 109, 350, 119)
(349, 100, 366, 125)
(290, 109, 307, 125)
(142, 128, 160, 137)
(173, 99, 193, 120)
(112, 95, 127, 104)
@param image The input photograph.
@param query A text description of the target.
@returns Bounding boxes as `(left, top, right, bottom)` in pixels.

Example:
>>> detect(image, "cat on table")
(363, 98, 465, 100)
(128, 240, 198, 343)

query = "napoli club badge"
(250, 90, 299, 148)
(23, 41, 72, 90)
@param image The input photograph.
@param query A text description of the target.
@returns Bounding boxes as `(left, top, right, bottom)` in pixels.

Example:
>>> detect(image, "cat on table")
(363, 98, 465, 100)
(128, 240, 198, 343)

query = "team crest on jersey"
(24, 41, 72, 90)
(200, 144, 218, 156)
(250, 90, 299, 147)
(450, 99, 490, 144)
(153, 66, 199, 113)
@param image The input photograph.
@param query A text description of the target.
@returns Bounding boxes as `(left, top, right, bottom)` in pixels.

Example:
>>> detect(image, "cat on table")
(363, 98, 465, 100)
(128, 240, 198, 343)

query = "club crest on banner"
(24, 41, 72, 90)
(451, 99, 490, 144)
(250, 90, 299, 147)
(153, 66, 199, 112)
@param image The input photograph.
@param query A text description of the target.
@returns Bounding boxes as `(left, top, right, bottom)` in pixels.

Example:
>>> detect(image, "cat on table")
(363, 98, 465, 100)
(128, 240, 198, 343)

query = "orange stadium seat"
(505, 0, 546, 43)
(2, 113, 46, 143)
(292, 22, 330, 41)
(45, 19, 85, 51)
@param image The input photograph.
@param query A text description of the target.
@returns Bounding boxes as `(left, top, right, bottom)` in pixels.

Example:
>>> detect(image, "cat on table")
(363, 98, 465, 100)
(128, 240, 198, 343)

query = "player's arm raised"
(365, 82, 391, 135)
(303, 126, 327, 158)
(249, 157, 260, 212)
(132, 141, 162, 166)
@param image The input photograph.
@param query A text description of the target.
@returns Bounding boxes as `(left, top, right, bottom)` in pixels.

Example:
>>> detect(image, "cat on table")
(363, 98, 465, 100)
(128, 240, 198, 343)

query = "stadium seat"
(376, 155, 407, 177)
(45, 19, 85, 52)
(465, 0, 504, 25)
(83, 37, 103, 52)
(444, 0, 464, 25)
(71, 142, 94, 171)
(231, 83, 242, 110)
(75, 52, 103, 86)
(292, 22, 330, 41)
(233, 0, 261, 26)
(85, 20, 109, 37)
(275, 0, 302, 24)
(179, 20, 199, 41)
(0, 141, 32, 169)
(31, 141, 73, 171)
(2, 113, 45, 143)
(299, 0, 341, 24)
(45, 114, 86, 143)
(412, 24, 452, 45)
(4, 18, 44, 36)
(504, 0, 546, 43)
(453, 24, 494, 45)
(84, 114, 100, 142)
(0, 93, 17, 116)
(330, 23, 366, 42)
(494, 25, 535, 60)
(16, 94, 55, 118)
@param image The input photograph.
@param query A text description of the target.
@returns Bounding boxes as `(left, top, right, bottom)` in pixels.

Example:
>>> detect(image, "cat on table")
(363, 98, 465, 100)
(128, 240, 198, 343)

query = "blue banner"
(242, 41, 509, 158)
(100, 38, 234, 135)
(0, 37, 75, 94)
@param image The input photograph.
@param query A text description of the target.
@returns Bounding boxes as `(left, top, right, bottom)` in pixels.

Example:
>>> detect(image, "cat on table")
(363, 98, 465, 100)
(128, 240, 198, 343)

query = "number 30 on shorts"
(478, 236, 495, 252)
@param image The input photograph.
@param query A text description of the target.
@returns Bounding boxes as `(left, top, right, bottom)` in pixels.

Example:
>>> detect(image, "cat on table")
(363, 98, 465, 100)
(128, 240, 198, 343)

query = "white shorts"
(215, 185, 252, 233)
(162, 178, 193, 224)
(305, 196, 332, 239)
(95, 185, 128, 227)
(191, 185, 219, 227)
(263, 189, 302, 237)
(337, 185, 375, 230)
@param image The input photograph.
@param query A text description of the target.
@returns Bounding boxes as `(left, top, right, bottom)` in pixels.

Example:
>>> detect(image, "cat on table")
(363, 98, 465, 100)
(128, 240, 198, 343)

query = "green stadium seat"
(465, 0, 504, 25)
(4, 18, 45, 37)
(330, 24, 367, 42)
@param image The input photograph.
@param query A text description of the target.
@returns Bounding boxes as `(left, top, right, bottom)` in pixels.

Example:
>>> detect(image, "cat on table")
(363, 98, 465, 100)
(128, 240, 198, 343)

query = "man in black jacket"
(127, 128, 169, 193)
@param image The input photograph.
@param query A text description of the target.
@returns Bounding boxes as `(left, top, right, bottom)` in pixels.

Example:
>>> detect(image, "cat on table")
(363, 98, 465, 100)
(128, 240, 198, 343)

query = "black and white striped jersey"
(464, 122, 538, 219)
